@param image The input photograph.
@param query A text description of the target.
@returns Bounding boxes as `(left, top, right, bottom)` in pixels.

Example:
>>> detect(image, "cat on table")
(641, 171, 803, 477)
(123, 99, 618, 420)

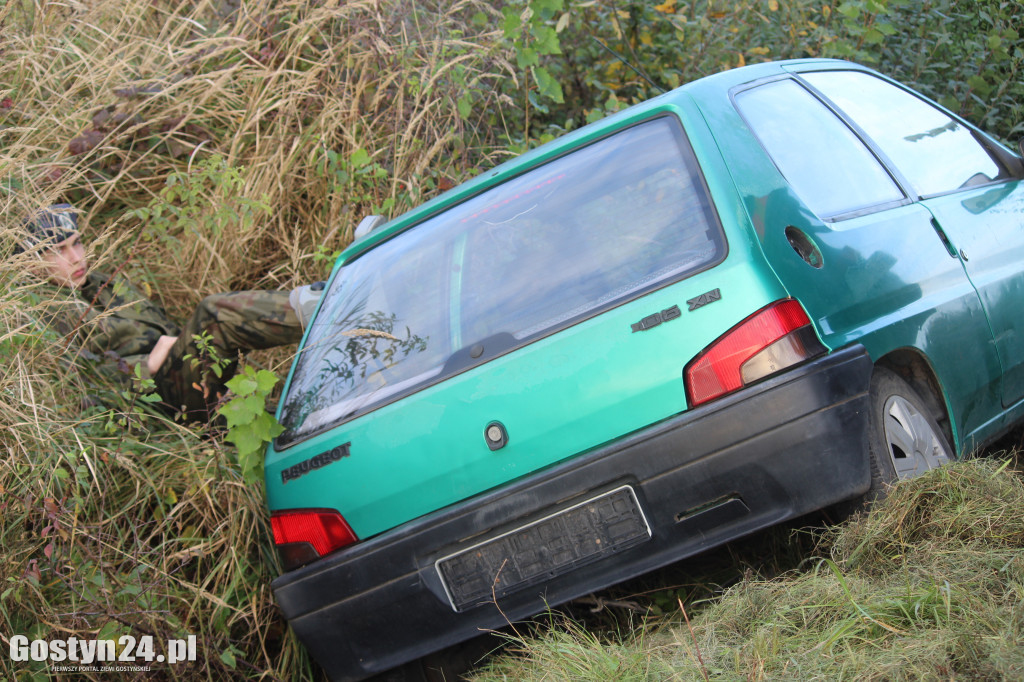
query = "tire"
(864, 367, 953, 503)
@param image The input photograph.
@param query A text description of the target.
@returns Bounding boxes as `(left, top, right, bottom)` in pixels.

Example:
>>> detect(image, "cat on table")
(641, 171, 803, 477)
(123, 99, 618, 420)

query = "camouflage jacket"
(41, 271, 180, 384)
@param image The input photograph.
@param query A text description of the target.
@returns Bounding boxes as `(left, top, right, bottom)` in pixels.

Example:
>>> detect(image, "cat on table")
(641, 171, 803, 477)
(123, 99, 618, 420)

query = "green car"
(264, 58, 1024, 680)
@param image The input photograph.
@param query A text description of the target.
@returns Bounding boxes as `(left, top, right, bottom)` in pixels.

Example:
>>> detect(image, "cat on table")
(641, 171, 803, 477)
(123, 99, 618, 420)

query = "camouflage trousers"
(153, 290, 302, 420)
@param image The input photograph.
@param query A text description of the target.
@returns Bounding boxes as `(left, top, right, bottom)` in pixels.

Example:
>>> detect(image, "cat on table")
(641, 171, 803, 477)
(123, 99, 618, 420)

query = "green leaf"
(218, 400, 255, 429)
(863, 27, 884, 44)
(967, 74, 990, 96)
(350, 148, 370, 167)
(251, 412, 284, 442)
(97, 621, 120, 641)
(533, 66, 564, 103)
(242, 393, 266, 415)
(837, 3, 861, 19)
(516, 46, 539, 69)
(219, 649, 237, 669)
(255, 369, 279, 394)
(225, 373, 258, 397)
(457, 95, 472, 120)
(531, 25, 562, 55)
(501, 7, 521, 37)
(226, 425, 263, 455)
(531, 0, 563, 17)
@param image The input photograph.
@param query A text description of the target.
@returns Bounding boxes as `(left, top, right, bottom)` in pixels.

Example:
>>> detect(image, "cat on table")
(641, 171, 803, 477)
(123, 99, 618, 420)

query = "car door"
(803, 70, 1024, 408)
(732, 74, 1002, 447)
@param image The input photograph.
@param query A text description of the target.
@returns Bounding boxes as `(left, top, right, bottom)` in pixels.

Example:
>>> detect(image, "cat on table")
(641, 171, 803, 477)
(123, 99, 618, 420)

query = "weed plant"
(0, 217, 316, 681)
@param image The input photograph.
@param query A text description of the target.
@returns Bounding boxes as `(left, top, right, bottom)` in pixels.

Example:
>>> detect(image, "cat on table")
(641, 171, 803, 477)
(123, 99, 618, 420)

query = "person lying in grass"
(19, 203, 323, 421)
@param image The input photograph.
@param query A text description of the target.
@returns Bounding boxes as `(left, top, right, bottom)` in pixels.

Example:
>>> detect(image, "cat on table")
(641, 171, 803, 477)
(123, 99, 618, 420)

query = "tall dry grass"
(0, 177, 316, 681)
(2, 0, 513, 311)
(471, 455, 1024, 681)
(2, 1, 516, 679)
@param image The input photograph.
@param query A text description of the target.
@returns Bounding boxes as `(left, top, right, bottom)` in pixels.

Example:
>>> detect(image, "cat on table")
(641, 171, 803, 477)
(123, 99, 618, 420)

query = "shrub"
(496, 0, 1022, 145)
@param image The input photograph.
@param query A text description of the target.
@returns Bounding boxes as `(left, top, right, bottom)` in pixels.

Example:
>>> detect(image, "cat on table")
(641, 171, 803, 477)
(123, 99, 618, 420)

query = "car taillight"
(271, 509, 358, 571)
(685, 299, 825, 406)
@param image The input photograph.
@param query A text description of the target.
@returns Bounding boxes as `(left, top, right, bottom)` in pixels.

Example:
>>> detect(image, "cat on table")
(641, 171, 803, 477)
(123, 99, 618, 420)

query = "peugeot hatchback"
(264, 58, 1024, 681)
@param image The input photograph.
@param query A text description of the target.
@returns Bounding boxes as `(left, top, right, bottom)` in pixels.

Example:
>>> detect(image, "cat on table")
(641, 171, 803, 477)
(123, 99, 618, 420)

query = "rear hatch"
(265, 112, 785, 541)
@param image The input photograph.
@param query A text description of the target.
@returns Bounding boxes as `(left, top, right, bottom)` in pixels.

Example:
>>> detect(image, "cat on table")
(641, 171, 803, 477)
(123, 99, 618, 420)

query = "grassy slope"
(471, 454, 1024, 681)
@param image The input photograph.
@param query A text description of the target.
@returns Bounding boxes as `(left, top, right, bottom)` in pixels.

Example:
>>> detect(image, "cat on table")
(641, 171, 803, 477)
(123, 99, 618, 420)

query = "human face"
(41, 232, 88, 288)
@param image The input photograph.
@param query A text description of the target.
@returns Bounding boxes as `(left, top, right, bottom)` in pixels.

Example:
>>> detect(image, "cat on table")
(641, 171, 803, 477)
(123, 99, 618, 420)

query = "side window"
(803, 71, 1007, 197)
(735, 79, 904, 219)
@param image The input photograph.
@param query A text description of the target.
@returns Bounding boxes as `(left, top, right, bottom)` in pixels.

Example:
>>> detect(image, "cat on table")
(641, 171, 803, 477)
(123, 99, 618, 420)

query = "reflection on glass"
(278, 117, 726, 445)
(803, 71, 1005, 197)
(736, 79, 904, 218)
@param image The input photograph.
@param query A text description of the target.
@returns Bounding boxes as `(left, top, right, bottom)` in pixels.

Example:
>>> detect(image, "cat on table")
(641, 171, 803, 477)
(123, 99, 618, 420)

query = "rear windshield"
(277, 116, 725, 446)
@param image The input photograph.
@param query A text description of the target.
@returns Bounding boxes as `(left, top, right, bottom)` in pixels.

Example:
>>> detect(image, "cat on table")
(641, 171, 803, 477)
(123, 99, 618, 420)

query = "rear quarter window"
(278, 116, 726, 446)
(735, 78, 905, 219)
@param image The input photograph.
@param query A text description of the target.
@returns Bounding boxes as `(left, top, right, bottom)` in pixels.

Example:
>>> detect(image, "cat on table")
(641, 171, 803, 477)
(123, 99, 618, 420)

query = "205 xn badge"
(281, 442, 351, 484)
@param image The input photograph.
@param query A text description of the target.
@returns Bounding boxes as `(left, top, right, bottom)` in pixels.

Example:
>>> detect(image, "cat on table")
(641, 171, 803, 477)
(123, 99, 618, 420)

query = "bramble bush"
(495, 0, 1023, 146)
(873, 0, 1023, 142)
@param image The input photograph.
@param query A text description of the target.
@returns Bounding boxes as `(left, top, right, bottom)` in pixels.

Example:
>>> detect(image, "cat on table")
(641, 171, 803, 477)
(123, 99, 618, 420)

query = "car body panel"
(266, 92, 796, 537)
(691, 60, 1022, 452)
(755, 199, 1002, 449)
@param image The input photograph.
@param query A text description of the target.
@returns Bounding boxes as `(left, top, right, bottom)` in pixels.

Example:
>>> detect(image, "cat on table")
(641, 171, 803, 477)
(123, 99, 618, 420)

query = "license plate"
(435, 485, 651, 611)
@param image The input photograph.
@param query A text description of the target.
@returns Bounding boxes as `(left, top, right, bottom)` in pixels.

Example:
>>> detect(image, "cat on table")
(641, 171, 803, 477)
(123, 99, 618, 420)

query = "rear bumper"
(271, 346, 874, 681)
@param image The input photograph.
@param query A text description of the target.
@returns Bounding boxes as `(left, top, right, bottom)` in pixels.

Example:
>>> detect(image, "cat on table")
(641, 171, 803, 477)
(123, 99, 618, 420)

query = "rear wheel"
(865, 367, 953, 502)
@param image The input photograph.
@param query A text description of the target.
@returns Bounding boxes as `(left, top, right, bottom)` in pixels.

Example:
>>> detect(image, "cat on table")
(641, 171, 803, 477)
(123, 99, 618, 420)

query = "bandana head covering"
(16, 203, 79, 254)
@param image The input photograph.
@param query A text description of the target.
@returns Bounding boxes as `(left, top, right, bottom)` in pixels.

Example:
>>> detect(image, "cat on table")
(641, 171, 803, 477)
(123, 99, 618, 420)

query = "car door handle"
(930, 218, 959, 258)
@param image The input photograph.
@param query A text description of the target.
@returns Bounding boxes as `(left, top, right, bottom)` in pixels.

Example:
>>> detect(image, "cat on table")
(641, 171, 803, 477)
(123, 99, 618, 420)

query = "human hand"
(147, 335, 179, 375)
